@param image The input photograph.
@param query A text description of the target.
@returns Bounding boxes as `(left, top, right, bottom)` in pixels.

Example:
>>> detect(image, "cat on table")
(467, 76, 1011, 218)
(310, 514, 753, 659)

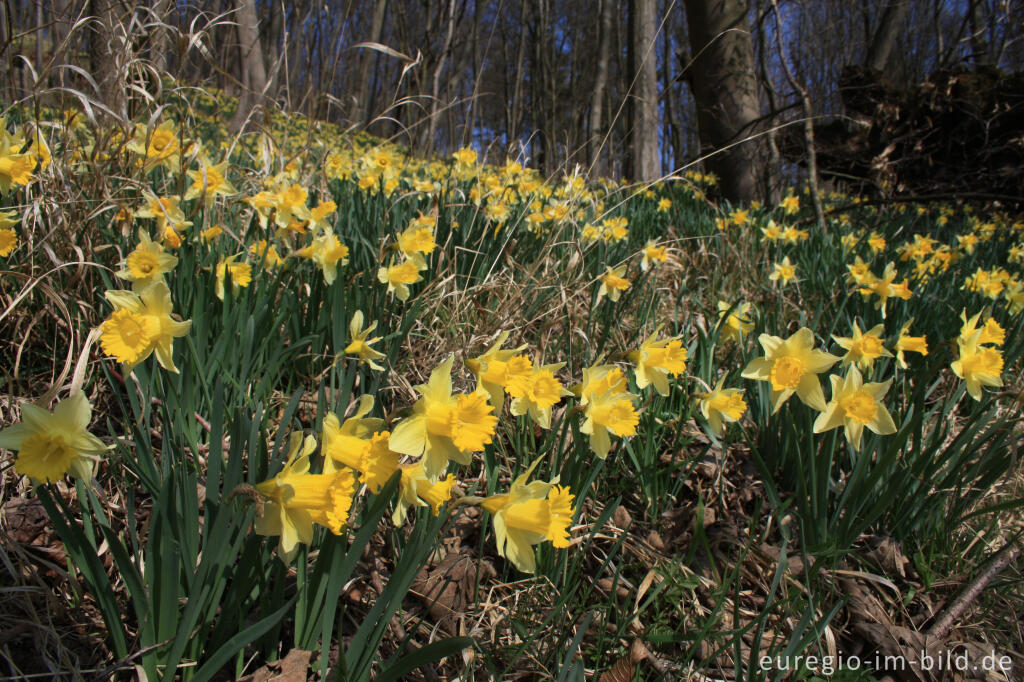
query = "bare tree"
(229, 0, 269, 132)
(684, 0, 763, 202)
(865, 0, 911, 73)
(588, 0, 615, 175)
(629, 0, 660, 181)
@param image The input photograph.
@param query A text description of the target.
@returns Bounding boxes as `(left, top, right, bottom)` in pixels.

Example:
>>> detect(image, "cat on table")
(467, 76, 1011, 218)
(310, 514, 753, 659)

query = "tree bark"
(864, 0, 910, 73)
(229, 0, 269, 132)
(683, 0, 763, 203)
(968, 0, 991, 67)
(88, 0, 124, 116)
(588, 0, 615, 175)
(629, 0, 660, 181)
(353, 0, 388, 128)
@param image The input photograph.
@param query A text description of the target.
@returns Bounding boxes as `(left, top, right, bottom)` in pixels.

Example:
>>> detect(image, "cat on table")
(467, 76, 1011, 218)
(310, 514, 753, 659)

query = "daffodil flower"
(597, 265, 630, 302)
(393, 462, 458, 525)
(0, 392, 110, 482)
(377, 258, 422, 301)
(640, 240, 668, 271)
(184, 158, 237, 205)
(116, 231, 178, 290)
(742, 328, 840, 413)
(344, 310, 386, 370)
(951, 332, 1003, 401)
(717, 301, 755, 343)
(254, 432, 357, 563)
(769, 256, 798, 286)
(894, 320, 928, 369)
(813, 366, 897, 450)
(832, 322, 892, 371)
(698, 378, 747, 437)
(465, 331, 530, 407)
(468, 460, 576, 573)
(389, 355, 498, 480)
(506, 363, 571, 429)
(214, 255, 252, 300)
(102, 281, 191, 373)
(628, 333, 688, 396)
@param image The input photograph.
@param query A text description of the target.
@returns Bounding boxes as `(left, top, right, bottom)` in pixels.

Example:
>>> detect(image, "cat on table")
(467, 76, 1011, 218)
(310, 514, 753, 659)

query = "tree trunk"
(588, 0, 614, 175)
(353, 0, 388, 128)
(864, 0, 910, 73)
(230, 0, 269, 132)
(683, 0, 763, 203)
(88, 0, 124, 117)
(629, 0, 660, 182)
(421, 0, 457, 155)
(968, 0, 991, 67)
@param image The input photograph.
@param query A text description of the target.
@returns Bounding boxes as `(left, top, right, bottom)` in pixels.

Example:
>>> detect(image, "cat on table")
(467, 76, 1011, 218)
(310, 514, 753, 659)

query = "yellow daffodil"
(254, 432, 357, 563)
(742, 328, 840, 413)
(832, 322, 892, 371)
(321, 395, 399, 491)
(781, 194, 799, 214)
(959, 310, 1004, 347)
(452, 147, 477, 165)
(298, 233, 349, 284)
(781, 226, 809, 244)
(698, 378, 747, 437)
(867, 232, 886, 253)
(628, 333, 688, 396)
(116, 231, 177, 289)
(578, 366, 638, 459)
(397, 223, 437, 270)
(102, 280, 191, 373)
(761, 220, 782, 242)
(185, 158, 237, 204)
(389, 355, 498, 480)
(214, 255, 252, 300)
(894, 320, 928, 369)
(27, 125, 50, 170)
(657, 197, 672, 212)
(393, 462, 458, 525)
(0, 392, 110, 482)
(640, 240, 668, 271)
(343, 310, 386, 370)
(0, 210, 18, 256)
(769, 256, 798, 286)
(465, 331, 530, 407)
(471, 460, 575, 573)
(859, 262, 912, 317)
(813, 366, 897, 450)
(377, 258, 422, 301)
(951, 332, 1003, 401)
(127, 121, 184, 171)
(200, 225, 223, 243)
(506, 363, 572, 428)
(598, 265, 630, 302)
(308, 201, 337, 233)
(135, 195, 191, 248)
(717, 301, 755, 343)
(273, 184, 313, 229)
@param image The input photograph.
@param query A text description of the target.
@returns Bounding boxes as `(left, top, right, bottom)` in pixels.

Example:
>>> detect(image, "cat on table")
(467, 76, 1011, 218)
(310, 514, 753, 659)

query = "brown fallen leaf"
(237, 648, 312, 682)
(411, 547, 496, 633)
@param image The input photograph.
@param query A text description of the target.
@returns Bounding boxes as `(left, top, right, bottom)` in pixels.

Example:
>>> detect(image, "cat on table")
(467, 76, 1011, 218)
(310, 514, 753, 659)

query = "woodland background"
(3, 0, 1023, 196)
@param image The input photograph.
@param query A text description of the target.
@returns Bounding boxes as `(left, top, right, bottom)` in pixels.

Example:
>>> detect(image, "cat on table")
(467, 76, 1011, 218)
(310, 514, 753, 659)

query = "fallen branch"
(926, 542, 1021, 641)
